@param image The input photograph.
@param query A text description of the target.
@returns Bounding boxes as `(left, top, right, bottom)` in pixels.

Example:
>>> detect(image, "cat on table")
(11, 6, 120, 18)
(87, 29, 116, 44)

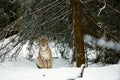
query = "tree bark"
(71, 0, 85, 67)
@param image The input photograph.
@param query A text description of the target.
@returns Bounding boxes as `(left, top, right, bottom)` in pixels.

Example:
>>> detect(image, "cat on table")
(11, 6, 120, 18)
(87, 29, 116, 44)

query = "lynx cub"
(36, 37, 53, 68)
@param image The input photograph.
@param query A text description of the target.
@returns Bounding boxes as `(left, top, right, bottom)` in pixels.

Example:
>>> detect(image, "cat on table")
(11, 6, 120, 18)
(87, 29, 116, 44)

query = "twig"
(98, 0, 120, 14)
(97, 0, 106, 16)
(80, 0, 92, 4)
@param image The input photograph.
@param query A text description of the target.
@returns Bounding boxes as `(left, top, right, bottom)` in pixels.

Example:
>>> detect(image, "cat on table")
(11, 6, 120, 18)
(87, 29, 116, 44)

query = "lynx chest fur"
(36, 37, 53, 69)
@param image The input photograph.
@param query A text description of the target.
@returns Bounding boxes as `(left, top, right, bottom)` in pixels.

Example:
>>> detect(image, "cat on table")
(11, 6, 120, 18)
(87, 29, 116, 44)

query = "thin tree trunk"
(71, 0, 85, 67)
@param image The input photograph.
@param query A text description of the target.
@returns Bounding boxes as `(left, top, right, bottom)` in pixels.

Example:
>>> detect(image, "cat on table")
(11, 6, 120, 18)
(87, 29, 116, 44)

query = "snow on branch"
(96, 22, 119, 41)
(97, 22, 103, 28)
(25, 0, 62, 17)
(0, 0, 71, 61)
(80, 0, 92, 4)
(97, 0, 106, 16)
(98, 0, 120, 14)
(35, 10, 72, 37)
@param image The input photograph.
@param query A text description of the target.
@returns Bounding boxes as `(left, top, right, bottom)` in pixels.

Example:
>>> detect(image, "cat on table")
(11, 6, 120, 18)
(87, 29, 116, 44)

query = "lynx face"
(39, 37, 48, 51)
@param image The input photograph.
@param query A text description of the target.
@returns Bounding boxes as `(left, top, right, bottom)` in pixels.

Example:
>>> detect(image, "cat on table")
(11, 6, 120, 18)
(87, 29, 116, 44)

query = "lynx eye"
(41, 45, 47, 47)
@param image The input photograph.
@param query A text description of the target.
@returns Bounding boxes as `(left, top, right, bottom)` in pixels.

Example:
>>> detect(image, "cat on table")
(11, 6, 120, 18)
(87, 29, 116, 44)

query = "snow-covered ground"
(0, 57, 120, 80)
(0, 35, 120, 80)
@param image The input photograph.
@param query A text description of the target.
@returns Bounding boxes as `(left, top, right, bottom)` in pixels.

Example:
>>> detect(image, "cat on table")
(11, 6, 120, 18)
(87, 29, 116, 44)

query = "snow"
(0, 35, 120, 80)
(0, 57, 120, 80)
(80, 64, 120, 80)
(84, 35, 120, 50)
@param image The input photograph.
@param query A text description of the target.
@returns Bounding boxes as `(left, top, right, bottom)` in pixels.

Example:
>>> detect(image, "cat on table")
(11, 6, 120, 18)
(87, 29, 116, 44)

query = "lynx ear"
(44, 37, 48, 41)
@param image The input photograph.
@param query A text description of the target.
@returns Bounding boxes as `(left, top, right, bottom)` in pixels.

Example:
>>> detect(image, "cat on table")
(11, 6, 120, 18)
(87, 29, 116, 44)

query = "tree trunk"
(71, 0, 85, 67)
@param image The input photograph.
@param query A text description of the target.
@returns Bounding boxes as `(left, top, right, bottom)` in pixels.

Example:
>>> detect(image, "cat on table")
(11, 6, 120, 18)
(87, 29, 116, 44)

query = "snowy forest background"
(0, 0, 120, 80)
(0, 0, 120, 65)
